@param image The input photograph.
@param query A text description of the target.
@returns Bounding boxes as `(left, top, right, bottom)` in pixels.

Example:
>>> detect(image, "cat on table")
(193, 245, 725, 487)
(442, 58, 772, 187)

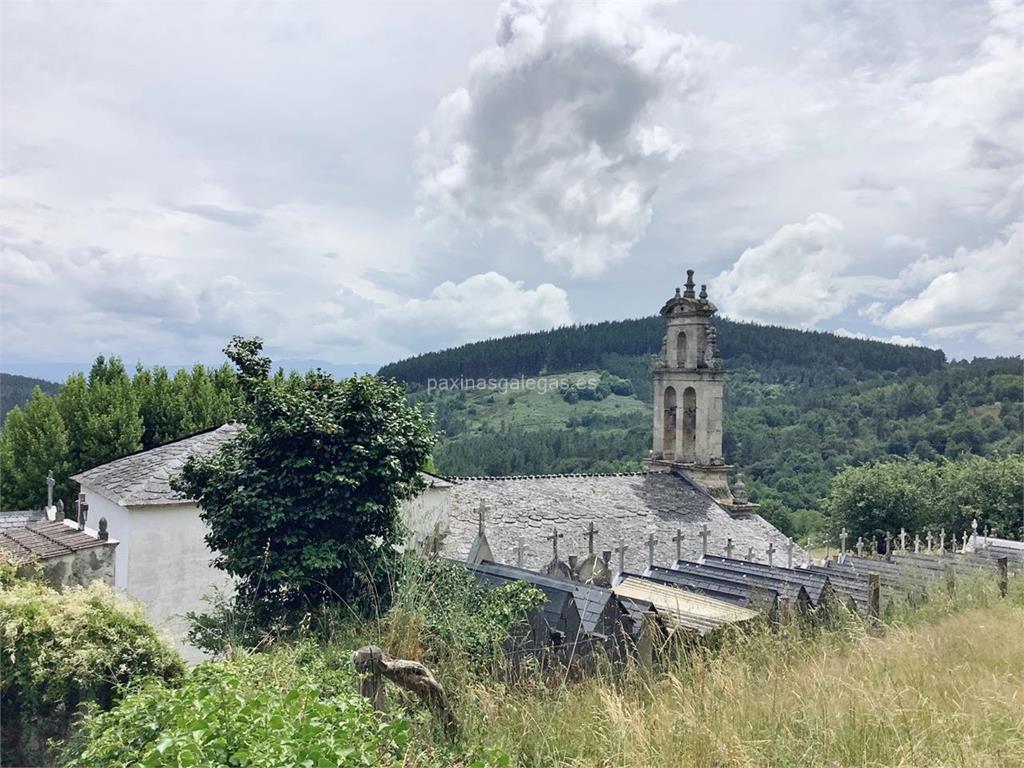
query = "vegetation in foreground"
(6, 555, 1019, 768)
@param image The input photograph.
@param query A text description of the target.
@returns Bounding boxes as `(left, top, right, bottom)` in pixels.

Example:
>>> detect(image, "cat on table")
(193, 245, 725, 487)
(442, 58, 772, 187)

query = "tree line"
(0, 358, 240, 511)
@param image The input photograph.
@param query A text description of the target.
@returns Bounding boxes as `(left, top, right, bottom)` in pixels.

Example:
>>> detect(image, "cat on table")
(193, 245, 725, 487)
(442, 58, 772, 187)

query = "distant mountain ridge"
(1, 373, 60, 423)
(378, 316, 946, 390)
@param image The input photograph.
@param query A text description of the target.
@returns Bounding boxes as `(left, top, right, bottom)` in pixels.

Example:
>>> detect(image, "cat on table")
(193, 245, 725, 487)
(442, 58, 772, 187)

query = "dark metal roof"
(0, 520, 113, 561)
(669, 558, 811, 606)
(641, 566, 779, 611)
(691, 556, 822, 605)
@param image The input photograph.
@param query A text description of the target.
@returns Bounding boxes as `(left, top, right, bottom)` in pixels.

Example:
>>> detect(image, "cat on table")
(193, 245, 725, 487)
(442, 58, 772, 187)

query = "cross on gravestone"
(766, 541, 776, 568)
(75, 493, 88, 531)
(961, 531, 969, 552)
(972, 519, 978, 542)
(476, 501, 487, 536)
(745, 546, 754, 562)
(725, 537, 734, 559)
(699, 524, 709, 558)
(899, 527, 907, 552)
(940, 528, 946, 553)
(856, 536, 865, 557)
(786, 538, 794, 569)
(513, 537, 526, 568)
(646, 533, 658, 567)
(585, 522, 599, 555)
(926, 530, 934, 552)
(546, 527, 564, 562)
(884, 531, 893, 557)
(840, 528, 849, 560)
(614, 542, 628, 575)
(46, 470, 55, 507)
(914, 534, 921, 553)
(672, 529, 684, 562)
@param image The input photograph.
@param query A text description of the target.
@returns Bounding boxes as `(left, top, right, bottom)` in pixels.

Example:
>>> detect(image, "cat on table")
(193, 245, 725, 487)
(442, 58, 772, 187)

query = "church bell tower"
(648, 269, 736, 502)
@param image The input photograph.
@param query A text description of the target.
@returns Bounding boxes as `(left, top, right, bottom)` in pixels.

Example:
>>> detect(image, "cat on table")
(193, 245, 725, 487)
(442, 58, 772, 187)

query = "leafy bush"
(61, 648, 410, 768)
(0, 577, 184, 766)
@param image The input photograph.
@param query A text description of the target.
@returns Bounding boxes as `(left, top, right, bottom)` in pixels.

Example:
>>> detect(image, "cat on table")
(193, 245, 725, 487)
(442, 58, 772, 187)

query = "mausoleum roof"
(72, 423, 244, 506)
(0, 519, 113, 562)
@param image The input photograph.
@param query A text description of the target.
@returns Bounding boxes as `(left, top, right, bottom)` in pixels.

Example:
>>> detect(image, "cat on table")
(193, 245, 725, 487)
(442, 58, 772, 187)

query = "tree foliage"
(173, 337, 435, 620)
(0, 358, 240, 511)
(826, 454, 1024, 540)
(0, 574, 184, 767)
(0, 388, 68, 510)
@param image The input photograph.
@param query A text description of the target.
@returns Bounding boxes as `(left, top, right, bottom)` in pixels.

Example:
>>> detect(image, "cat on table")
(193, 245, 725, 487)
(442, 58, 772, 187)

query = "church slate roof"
(71, 423, 244, 506)
(440, 470, 802, 575)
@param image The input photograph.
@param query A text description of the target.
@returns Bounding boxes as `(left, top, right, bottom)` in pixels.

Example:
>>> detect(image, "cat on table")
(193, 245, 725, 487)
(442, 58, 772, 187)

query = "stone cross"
(766, 541, 776, 568)
(476, 501, 487, 536)
(972, 519, 978, 548)
(884, 530, 893, 558)
(672, 528, 684, 562)
(699, 524, 709, 558)
(914, 534, 921, 553)
(786, 537, 794, 569)
(725, 537, 734, 559)
(647, 533, 658, 567)
(513, 537, 526, 568)
(961, 531, 968, 552)
(46, 470, 55, 507)
(899, 527, 907, 551)
(614, 542, 628, 575)
(926, 530, 934, 552)
(745, 546, 754, 562)
(75, 493, 88, 531)
(585, 522, 599, 555)
(840, 528, 848, 561)
(856, 536, 865, 557)
(940, 528, 946, 553)
(546, 527, 564, 562)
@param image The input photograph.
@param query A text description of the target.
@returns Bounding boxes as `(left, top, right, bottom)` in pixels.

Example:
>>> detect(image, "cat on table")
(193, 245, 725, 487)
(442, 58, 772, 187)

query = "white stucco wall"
(79, 486, 131, 589)
(400, 485, 452, 540)
(78, 486, 232, 663)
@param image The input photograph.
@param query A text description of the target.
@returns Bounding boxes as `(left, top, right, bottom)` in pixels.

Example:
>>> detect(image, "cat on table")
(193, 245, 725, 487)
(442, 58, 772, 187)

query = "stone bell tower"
(647, 269, 735, 503)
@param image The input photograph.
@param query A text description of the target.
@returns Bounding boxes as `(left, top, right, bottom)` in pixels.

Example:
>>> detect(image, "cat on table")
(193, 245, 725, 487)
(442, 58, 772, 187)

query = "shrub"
(0, 577, 184, 766)
(61, 648, 410, 768)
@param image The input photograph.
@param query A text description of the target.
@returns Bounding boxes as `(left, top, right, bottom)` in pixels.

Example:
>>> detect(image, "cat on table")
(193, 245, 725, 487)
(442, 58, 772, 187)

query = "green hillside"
(1, 373, 60, 424)
(384, 318, 1023, 538)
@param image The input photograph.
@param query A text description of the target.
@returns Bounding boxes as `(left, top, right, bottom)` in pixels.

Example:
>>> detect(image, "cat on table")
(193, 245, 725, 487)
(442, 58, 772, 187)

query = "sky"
(1, 0, 1022, 375)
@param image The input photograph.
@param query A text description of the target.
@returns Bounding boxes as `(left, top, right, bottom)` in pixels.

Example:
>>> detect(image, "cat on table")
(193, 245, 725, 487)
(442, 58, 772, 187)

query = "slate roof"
(442, 470, 801, 575)
(71, 424, 244, 506)
(0, 520, 113, 561)
(0, 509, 45, 530)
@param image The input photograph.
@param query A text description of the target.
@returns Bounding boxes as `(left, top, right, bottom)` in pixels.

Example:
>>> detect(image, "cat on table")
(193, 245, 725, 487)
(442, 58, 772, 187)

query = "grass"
(401, 576, 1024, 768)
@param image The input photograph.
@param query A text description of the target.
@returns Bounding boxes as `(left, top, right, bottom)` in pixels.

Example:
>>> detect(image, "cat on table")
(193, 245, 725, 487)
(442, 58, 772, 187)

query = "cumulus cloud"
(416, 0, 716, 276)
(832, 328, 923, 348)
(881, 223, 1023, 349)
(709, 214, 854, 327)
(379, 271, 571, 349)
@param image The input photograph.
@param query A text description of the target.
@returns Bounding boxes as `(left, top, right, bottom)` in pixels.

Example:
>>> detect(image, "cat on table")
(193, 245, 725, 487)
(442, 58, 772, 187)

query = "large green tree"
(173, 337, 435, 619)
(0, 388, 69, 510)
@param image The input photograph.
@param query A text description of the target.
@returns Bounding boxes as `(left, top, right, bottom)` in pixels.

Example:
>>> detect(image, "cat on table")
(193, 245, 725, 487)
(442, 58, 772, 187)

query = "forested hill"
(1, 373, 60, 423)
(378, 316, 946, 389)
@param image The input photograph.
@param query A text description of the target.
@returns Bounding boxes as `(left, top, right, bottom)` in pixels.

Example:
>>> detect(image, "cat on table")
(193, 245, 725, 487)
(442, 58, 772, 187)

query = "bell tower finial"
(683, 269, 696, 299)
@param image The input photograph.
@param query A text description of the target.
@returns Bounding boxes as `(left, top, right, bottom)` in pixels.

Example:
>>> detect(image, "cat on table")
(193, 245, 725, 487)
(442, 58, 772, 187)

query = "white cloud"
(379, 271, 571, 349)
(709, 214, 854, 327)
(416, 0, 718, 276)
(881, 223, 1023, 349)
(832, 328, 923, 348)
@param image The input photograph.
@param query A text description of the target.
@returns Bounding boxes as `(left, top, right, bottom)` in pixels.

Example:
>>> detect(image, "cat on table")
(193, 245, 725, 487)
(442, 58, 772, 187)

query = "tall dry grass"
(449, 578, 1024, 768)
